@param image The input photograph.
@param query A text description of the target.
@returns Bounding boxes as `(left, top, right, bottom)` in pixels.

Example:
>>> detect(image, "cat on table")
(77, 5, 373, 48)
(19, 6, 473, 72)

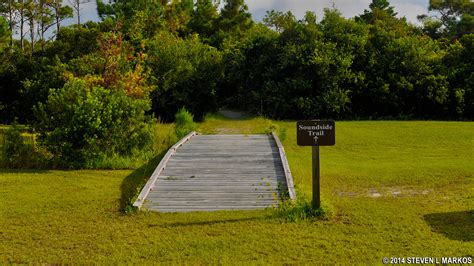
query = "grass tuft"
(275, 199, 335, 222)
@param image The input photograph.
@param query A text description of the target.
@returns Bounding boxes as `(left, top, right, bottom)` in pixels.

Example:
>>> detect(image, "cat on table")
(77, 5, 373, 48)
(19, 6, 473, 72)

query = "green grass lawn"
(1, 118, 473, 263)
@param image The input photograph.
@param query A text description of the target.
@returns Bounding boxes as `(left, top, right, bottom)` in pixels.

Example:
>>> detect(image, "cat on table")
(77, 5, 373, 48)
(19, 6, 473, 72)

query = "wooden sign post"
(297, 120, 335, 209)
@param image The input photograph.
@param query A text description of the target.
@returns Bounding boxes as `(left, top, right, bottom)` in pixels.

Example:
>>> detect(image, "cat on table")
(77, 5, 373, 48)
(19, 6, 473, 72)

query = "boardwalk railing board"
(272, 131, 297, 200)
(132, 131, 197, 209)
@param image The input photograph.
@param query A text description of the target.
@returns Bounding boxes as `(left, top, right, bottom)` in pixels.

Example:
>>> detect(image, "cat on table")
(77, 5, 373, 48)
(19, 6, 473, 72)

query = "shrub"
(147, 32, 223, 121)
(1, 122, 43, 168)
(3, 123, 28, 164)
(175, 107, 196, 139)
(264, 122, 279, 134)
(275, 198, 334, 222)
(34, 78, 155, 168)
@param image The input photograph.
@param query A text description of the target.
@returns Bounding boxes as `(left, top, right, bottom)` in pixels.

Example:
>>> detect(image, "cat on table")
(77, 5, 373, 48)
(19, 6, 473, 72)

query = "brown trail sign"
(297, 120, 335, 209)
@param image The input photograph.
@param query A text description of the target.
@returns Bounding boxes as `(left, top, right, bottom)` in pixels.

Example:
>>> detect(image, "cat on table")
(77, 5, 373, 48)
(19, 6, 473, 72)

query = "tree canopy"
(0, 0, 472, 125)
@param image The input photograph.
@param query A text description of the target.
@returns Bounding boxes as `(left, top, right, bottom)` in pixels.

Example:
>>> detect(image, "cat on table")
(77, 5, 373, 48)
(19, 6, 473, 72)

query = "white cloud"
(391, 2, 428, 24)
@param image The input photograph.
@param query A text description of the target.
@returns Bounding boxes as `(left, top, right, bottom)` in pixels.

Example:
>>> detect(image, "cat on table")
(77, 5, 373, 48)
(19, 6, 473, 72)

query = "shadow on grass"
(165, 215, 270, 227)
(208, 110, 255, 121)
(424, 211, 473, 242)
(120, 150, 167, 213)
(0, 168, 50, 174)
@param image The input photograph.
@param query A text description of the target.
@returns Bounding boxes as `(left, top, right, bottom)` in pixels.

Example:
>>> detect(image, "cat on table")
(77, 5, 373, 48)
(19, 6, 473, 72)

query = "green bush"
(147, 32, 223, 121)
(34, 78, 155, 168)
(1, 122, 43, 168)
(175, 107, 196, 139)
(3, 123, 28, 164)
(276, 198, 334, 222)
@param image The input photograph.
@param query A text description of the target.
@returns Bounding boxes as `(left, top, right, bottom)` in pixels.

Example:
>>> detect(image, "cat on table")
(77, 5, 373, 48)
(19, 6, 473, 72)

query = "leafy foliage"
(174, 107, 196, 139)
(34, 78, 155, 168)
(147, 31, 223, 121)
(0, 16, 9, 50)
(0, 122, 45, 168)
(443, 33, 474, 117)
(3, 122, 28, 165)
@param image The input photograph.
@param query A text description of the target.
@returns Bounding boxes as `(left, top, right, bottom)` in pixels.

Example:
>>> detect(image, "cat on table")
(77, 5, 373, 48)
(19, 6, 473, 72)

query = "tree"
(417, 14, 444, 39)
(24, 0, 40, 52)
(263, 10, 296, 33)
(419, 0, 474, 39)
(146, 31, 223, 120)
(188, 0, 219, 40)
(69, 0, 90, 26)
(357, 0, 398, 24)
(443, 34, 474, 118)
(0, 0, 16, 47)
(48, 0, 73, 36)
(44, 21, 100, 61)
(97, 0, 165, 39)
(213, 0, 252, 46)
(0, 16, 9, 51)
(33, 30, 156, 166)
(352, 8, 449, 118)
(16, 0, 26, 50)
(163, 0, 193, 34)
(429, 0, 472, 28)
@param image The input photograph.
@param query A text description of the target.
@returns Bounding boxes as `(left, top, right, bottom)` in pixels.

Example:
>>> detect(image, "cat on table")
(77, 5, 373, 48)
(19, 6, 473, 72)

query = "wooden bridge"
(133, 132, 296, 212)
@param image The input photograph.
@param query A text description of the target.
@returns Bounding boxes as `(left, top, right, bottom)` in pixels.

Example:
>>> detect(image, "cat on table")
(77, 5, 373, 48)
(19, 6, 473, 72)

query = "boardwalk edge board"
(272, 131, 297, 201)
(133, 131, 197, 209)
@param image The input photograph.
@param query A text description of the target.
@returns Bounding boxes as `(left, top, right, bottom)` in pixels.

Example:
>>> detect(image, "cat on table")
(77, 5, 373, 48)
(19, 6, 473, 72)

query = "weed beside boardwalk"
(275, 199, 335, 222)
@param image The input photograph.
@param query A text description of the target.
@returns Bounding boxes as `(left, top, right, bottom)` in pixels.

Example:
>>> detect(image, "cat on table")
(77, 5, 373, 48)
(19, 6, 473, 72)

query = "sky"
(74, 0, 431, 29)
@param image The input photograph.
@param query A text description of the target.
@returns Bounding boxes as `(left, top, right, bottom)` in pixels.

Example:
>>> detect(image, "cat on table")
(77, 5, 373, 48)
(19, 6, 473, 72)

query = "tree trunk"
(56, 6, 60, 36)
(30, 16, 34, 52)
(77, 1, 80, 26)
(20, 2, 24, 51)
(40, 1, 45, 51)
(8, 1, 14, 48)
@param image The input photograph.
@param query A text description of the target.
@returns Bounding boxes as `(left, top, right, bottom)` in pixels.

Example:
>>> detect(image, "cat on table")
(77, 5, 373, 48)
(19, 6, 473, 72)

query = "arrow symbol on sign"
(313, 136, 319, 143)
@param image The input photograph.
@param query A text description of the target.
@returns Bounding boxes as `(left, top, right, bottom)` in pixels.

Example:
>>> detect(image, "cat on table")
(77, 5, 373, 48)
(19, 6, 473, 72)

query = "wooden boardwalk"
(133, 133, 295, 212)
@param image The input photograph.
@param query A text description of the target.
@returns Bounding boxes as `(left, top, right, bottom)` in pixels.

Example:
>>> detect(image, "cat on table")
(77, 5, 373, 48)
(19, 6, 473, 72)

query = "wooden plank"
(172, 152, 281, 157)
(154, 185, 279, 189)
(193, 135, 271, 138)
(162, 168, 282, 172)
(188, 141, 274, 144)
(154, 181, 281, 186)
(147, 191, 281, 197)
(156, 174, 286, 179)
(163, 165, 282, 170)
(183, 141, 277, 145)
(272, 131, 296, 200)
(132, 131, 197, 209)
(161, 171, 282, 176)
(165, 164, 281, 168)
(151, 186, 278, 192)
(181, 143, 277, 146)
(178, 148, 279, 153)
(146, 195, 279, 200)
(146, 205, 276, 210)
(147, 199, 278, 206)
(145, 206, 275, 213)
(168, 158, 280, 163)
